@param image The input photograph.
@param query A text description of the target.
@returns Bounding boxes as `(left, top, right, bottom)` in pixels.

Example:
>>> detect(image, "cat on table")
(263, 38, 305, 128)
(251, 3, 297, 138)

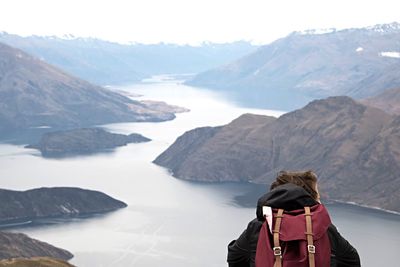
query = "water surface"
(0, 78, 398, 267)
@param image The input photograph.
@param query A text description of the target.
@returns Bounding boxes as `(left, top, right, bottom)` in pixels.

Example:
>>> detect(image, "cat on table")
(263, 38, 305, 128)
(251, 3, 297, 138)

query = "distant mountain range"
(186, 22, 400, 110)
(0, 32, 257, 85)
(362, 87, 400, 115)
(0, 42, 184, 138)
(154, 96, 400, 212)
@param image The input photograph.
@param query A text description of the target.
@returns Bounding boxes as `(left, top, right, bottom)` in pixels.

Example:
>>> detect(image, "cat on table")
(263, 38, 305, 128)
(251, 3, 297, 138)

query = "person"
(227, 170, 361, 267)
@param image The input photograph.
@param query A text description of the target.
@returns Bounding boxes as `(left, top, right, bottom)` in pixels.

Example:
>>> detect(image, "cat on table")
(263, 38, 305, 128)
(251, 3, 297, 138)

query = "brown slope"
(154, 114, 276, 181)
(154, 96, 400, 212)
(0, 42, 176, 134)
(345, 116, 400, 211)
(361, 87, 400, 115)
(0, 231, 72, 260)
(0, 257, 74, 267)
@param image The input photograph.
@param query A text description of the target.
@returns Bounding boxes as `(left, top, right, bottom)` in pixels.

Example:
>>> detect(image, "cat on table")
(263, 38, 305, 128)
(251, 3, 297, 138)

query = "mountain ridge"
(186, 22, 400, 110)
(361, 87, 400, 115)
(0, 42, 180, 137)
(154, 96, 400, 212)
(0, 33, 257, 85)
(293, 21, 400, 36)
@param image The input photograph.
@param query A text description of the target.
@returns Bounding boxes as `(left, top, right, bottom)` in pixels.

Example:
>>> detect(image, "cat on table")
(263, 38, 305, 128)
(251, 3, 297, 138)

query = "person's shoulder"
(247, 218, 263, 230)
(327, 223, 338, 233)
(327, 223, 361, 266)
(245, 218, 263, 242)
(327, 223, 344, 239)
(327, 223, 341, 243)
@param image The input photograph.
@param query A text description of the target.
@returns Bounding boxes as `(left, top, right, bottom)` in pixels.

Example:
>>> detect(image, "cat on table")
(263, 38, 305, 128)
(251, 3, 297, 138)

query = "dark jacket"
(227, 184, 361, 267)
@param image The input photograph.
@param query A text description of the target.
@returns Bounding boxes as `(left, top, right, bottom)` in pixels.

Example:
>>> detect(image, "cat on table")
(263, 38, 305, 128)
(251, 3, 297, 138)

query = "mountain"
(361, 87, 400, 115)
(0, 32, 257, 85)
(0, 231, 72, 261)
(0, 257, 74, 267)
(0, 42, 181, 137)
(154, 96, 400, 212)
(186, 22, 400, 110)
(27, 128, 151, 157)
(0, 187, 127, 225)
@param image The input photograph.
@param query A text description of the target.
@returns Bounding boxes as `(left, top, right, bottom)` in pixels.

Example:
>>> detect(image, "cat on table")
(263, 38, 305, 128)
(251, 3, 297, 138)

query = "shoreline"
(330, 200, 400, 216)
(0, 208, 125, 230)
(236, 181, 400, 217)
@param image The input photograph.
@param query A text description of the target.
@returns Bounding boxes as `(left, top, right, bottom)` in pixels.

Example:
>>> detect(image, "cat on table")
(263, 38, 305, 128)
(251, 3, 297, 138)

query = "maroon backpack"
(255, 204, 331, 267)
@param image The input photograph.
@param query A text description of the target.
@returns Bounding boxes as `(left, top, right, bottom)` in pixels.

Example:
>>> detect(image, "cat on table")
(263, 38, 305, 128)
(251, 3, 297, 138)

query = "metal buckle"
(273, 246, 282, 256)
(308, 245, 316, 254)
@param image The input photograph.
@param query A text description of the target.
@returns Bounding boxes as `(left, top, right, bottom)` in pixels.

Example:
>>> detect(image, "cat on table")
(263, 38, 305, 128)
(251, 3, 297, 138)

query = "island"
(26, 128, 151, 157)
(139, 100, 190, 114)
(0, 186, 127, 264)
(0, 187, 127, 226)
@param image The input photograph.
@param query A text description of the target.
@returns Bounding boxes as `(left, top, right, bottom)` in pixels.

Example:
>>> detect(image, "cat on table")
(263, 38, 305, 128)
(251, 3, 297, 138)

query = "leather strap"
(273, 209, 284, 267)
(304, 207, 315, 267)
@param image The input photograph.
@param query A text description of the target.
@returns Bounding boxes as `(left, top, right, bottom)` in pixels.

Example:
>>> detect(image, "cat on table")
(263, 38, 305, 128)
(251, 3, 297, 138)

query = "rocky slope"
(0, 42, 180, 136)
(0, 231, 72, 261)
(0, 257, 74, 267)
(154, 96, 400, 212)
(0, 32, 257, 85)
(187, 22, 400, 110)
(0, 187, 127, 225)
(27, 128, 151, 157)
(361, 87, 400, 115)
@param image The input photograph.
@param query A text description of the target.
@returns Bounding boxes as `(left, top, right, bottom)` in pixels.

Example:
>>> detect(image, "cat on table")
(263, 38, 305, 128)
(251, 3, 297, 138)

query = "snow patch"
(380, 51, 400, 58)
(60, 205, 72, 213)
(367, 22, 400, 33)
(294, 22, 400, 37)
(296, 28, 336, 35)
(29, 126, 52, 129)
(59, 205, 79, 214)
(356, 47, 364, 52)
(61, 34, 76, 40)
(253, 69, 260, 76)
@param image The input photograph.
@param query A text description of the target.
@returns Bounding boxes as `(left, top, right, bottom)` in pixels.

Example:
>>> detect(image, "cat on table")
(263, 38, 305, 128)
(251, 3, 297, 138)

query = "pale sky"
(1, 0, 399, 45)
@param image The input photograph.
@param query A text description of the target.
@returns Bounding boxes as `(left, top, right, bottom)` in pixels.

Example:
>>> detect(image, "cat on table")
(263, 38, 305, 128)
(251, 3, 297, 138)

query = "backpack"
(255, 204, 331, 267)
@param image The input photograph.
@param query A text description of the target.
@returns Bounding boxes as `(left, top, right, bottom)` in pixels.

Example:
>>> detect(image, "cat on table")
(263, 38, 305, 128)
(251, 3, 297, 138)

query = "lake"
(0, 77, 399, 267)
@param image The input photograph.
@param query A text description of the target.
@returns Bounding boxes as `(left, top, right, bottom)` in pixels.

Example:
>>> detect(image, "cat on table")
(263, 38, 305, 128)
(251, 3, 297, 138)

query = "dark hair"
(270, 170, 319, 200)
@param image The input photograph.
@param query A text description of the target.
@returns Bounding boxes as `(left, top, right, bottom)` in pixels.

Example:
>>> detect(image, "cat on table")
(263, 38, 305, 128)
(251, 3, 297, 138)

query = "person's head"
(270, 170, 320, 202)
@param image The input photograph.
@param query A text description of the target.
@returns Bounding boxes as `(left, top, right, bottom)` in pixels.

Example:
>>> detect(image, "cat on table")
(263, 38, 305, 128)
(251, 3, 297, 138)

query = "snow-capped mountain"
(0, 32, 257, 85)
(187, 22, 400, 110)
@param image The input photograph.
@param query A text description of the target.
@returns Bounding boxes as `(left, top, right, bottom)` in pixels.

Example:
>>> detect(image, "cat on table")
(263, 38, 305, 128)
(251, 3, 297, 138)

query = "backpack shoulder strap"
(304, 206, 315, 267)
(273, 209, 284, 267)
